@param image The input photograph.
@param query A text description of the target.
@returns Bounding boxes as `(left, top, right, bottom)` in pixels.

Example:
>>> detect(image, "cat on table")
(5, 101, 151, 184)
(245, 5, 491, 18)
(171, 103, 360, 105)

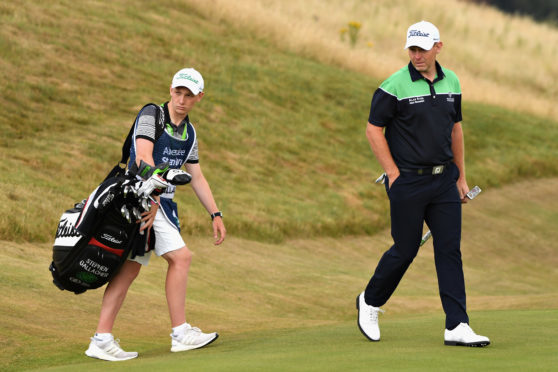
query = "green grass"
(1, 0, 557, 243)
(1, 180, 557, 371)
(14, 312, 558, 372)
(146, 311, 557, 372)
(1, 1, 557, 370)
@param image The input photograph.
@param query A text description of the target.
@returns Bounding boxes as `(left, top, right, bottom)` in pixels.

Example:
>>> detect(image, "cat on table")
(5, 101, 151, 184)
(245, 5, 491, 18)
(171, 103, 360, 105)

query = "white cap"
(171, 68, 204, 95)
(404, 21, 440, 50)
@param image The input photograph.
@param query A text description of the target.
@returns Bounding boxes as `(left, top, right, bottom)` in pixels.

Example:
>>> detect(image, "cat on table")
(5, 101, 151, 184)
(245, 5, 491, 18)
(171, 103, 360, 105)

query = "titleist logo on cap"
(408, 30, 430, 38)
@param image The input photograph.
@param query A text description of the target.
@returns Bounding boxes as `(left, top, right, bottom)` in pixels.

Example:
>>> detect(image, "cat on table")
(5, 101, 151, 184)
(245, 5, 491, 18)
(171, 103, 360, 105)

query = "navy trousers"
(364, 162, 469, 329)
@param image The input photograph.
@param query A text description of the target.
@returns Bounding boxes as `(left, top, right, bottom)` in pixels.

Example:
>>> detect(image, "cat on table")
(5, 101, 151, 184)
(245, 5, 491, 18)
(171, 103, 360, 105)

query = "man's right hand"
(387, 170, 400, 190)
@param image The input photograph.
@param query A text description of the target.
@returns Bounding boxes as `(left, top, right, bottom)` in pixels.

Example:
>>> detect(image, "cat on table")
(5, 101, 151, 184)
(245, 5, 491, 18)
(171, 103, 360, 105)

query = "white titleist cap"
(171, 68, 204, 95)
(404, 21, 440, 50)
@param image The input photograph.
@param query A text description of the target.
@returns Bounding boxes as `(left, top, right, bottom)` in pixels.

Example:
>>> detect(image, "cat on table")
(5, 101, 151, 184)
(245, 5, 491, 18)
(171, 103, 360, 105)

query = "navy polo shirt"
(368, 61, 462, 169)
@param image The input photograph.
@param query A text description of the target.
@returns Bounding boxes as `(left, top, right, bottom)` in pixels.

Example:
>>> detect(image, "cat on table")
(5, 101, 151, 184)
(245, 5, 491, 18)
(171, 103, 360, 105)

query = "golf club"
(374, 173, 482, 246)
(420, 185, 482, 246)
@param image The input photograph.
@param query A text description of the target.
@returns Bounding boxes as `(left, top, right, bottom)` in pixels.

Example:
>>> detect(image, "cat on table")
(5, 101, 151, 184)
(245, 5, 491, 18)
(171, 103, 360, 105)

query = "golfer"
(85, 68, 226, 361)
(357, 21, 489, 347)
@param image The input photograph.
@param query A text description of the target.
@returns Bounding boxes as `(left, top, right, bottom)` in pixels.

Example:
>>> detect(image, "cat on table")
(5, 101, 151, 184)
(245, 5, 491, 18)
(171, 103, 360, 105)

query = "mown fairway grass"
(25, 311, 558, 372)
(1, 180, 557, 371)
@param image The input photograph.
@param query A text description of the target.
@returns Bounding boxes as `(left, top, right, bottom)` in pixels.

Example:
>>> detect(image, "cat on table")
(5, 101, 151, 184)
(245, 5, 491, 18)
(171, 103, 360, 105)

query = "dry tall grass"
(190, 0, 558, 120)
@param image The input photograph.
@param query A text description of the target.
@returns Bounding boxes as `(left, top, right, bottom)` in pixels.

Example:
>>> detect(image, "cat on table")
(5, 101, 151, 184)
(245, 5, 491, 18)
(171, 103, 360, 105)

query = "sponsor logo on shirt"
(161, 157, 184, 167)
(408, 96, 425, 105)
(163, 148, 186, 156)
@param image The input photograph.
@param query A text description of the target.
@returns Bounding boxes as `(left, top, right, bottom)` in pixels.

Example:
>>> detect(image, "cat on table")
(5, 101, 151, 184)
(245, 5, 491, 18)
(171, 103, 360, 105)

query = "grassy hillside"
(1, 2, 557, 370)
(1, 0, 557, 243)
(191, 0, 558, 121)
(1, 179, 557, 371)
(0, 0, 558, 371)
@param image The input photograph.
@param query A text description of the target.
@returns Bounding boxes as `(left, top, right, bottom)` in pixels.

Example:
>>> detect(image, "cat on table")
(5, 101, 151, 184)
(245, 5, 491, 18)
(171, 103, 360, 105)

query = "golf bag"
(49, 165, 191, 294)
(49, 103, 191, 294)
(50, 172, 143, 294)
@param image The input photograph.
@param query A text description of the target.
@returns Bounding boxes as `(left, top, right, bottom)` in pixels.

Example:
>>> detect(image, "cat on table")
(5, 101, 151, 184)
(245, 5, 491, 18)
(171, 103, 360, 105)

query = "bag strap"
(103, 103, 164, 181)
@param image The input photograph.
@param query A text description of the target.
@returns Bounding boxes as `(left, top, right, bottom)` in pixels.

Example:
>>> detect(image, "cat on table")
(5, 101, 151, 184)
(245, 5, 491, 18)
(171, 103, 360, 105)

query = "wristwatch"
(210, 211, 223, 221)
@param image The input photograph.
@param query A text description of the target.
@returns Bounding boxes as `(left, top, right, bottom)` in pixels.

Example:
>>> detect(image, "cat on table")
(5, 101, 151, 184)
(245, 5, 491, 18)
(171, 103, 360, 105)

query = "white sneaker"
(444, 323, 490, 347)
(170, 323, 219, 352)
(356, 291, 384, 341)
(85, 336, 138, 361)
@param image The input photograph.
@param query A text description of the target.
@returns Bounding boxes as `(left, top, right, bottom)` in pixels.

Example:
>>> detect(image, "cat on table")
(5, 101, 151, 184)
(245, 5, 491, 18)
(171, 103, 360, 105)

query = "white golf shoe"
(85, 336, 138, 361)
(444, 323, 490, 347)
(356, 291, 384, 341)
(170, 323, 219, 352)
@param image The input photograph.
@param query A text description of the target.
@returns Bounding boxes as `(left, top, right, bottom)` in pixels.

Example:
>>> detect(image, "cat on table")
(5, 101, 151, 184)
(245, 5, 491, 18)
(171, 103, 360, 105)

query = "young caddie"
(85, 68, 226, 361)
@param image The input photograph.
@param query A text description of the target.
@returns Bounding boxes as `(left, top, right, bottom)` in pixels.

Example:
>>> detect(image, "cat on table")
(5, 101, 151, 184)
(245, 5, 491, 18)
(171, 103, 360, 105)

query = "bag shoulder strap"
(104, 103, 164, 181)
(120, 103, 165, 165)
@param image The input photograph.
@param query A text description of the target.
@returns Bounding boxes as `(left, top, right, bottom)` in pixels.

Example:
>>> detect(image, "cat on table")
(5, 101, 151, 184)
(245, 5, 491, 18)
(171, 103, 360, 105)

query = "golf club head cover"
(162, 169, 192, 186)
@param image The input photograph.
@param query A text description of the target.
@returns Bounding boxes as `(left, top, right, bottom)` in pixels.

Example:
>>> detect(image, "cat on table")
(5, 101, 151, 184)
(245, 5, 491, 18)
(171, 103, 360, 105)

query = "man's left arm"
(185, 162, 226, 244)
(451, 122, 470, 202)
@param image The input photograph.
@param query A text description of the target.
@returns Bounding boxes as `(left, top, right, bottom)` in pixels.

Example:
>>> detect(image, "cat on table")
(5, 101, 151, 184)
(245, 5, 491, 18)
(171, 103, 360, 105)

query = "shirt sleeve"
(368, 88, 397, 127)
(186, 139, 199, 164)
(135, 105, 159, 142)
(453, 94, 462, 123)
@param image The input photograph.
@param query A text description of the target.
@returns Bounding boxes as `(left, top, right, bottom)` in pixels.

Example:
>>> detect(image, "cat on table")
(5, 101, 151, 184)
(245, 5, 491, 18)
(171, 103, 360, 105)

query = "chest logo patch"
(408, 96, 425, 105)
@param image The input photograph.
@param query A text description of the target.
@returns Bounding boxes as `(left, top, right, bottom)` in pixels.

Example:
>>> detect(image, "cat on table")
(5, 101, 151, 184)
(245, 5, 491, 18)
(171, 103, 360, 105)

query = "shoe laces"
(184, 323, 202, 334)
(103, 338, 127, 355)
(459, 323, 477, 335)
(172, 325, 206, 342)
(370, 307, 385, 322)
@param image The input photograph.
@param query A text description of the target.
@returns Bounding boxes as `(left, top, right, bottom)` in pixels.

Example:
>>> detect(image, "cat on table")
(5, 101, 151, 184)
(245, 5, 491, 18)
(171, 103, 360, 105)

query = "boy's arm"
(185, 162, 226, 245)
